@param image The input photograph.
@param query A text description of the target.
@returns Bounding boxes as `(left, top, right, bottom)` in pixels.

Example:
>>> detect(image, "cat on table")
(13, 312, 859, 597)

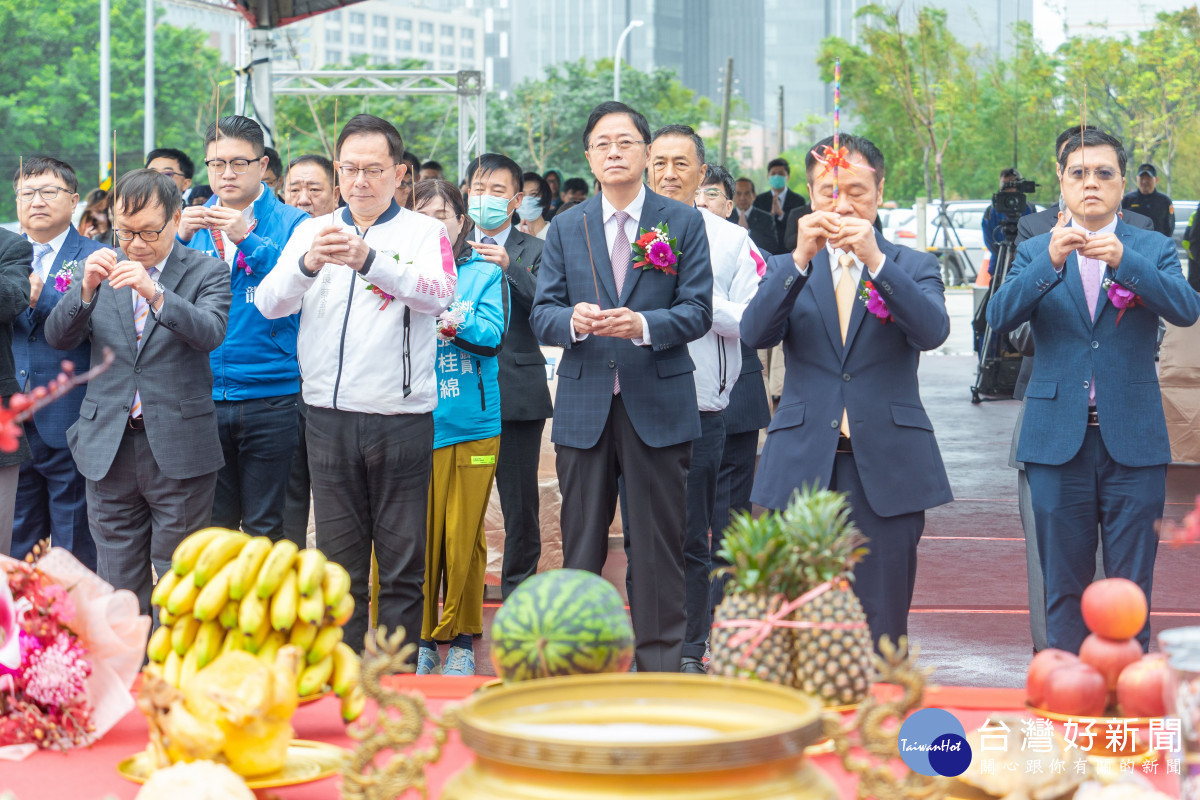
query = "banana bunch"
(147, 528, 366, 722)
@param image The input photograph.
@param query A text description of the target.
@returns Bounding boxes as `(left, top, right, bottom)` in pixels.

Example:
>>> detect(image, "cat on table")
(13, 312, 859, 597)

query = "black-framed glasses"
(205, 158, 255, 174)
(113, 222, 169, 242)
(16, 186, 70, 203)
(339, 165, 393, 180)
(587, 139, 647, 153)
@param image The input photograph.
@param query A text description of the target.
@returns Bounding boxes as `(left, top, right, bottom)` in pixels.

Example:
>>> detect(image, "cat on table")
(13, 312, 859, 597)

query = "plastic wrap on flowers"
(0, 547, 151, 760)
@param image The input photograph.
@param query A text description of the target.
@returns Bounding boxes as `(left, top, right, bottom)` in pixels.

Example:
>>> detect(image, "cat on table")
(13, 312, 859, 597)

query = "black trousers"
(828, 451, 924, 649)
(306, 407, 433, 655)
(709, 429, 760, 611)
(496, 418, 547, 598)
(682, 412, 726, 660)
(556, 395, 690, 672)
(281, 396, 311, 548)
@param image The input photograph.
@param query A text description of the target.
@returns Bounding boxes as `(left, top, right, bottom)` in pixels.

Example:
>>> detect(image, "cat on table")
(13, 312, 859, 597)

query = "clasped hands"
(793, 211, 884, 272)
(1048, 212, 1123, 269)
(179, 205, 252, 244)
(81, 248, 158, 304)
(303, 225, 373, 273)
(571, 303, 643, 340)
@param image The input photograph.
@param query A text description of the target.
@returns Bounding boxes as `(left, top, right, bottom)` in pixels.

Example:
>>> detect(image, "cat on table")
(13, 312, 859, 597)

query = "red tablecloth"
(0, 680, 1182, 799)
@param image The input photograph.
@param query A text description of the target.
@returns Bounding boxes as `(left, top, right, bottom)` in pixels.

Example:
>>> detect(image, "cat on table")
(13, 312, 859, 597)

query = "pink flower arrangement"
(1102, 277, 1142, 326)
(632, 223, 680, 276)
(858, 280, 892, 323)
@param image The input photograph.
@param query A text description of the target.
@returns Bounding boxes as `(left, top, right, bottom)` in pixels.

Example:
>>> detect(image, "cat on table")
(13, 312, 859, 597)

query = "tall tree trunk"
(922, 145, 933, 202)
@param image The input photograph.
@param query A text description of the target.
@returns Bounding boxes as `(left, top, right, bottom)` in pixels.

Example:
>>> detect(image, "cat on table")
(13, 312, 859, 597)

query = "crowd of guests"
(2, 103, 1190, 677)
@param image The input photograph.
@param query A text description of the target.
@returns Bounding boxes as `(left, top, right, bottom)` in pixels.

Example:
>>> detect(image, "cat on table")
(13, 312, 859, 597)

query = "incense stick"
(833, 57, 841, 202)
(581, 211, 602, 308)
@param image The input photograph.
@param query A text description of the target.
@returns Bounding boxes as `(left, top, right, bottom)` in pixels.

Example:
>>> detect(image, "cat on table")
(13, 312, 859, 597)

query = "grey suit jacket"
(495, 228, 553, 421)
(44, 244, 231, 481)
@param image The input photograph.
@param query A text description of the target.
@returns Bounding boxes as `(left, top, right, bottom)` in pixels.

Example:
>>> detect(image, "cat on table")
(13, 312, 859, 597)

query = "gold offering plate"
(117, 739, 349, 789)
(453, 673, 825, 774)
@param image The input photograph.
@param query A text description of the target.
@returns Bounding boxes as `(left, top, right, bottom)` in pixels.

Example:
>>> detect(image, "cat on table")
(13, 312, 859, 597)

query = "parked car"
(890, 200, 993, 286)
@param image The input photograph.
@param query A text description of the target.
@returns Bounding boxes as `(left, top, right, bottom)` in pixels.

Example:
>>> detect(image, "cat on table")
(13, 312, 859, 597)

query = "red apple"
(1117, 655, 1169, 718)
(1042, 662, 1110, 717)
(1027, 649, 1079, 708)
(1081, 578, 1148, 640)
(1080, 633, 1145, 691)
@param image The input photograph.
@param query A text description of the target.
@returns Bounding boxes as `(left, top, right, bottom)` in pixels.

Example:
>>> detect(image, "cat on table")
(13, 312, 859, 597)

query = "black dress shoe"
(680, 657, 707, 674)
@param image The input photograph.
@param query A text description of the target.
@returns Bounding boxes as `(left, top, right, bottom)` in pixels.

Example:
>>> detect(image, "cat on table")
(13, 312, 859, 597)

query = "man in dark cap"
(1122, 163, 1175, 237)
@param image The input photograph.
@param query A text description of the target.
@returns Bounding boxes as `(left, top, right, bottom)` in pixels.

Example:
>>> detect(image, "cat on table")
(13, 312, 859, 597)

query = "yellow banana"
(307, 625, 343, 666)
(147, 625, 173, 663)
(298, 586, 325, 625)
(330, 641, 361, 697)
(171, 528, 225, 576)
(255, 540, 299, 599)
(229, 536, 272, 601)
(329, 592, 354, 628)
(150, 569, 181, 609)
(167, 572, 201, 616)
(257, 631, 287, 664)
(244, 612, 272, 654)
(142, 661, 164, 681)
(220, 629, 242, 655)
(179, 645, 201, 688)
(193, 530, 250, 586)
(163, 649, 183, 687)
(172, 615, 201, 656)
(158, 608, 177, 626)
(340, 683, 366, 723)
(219, 598, 240, 630)
(270, 569, 299, 632)
(289, 620, 318, 651)
(298, 654, 334, 697)
(239, 589, 268, 636)
(321, 561, 351, 610)
(193, 559, 236, 622)
(193, 620, 224, 669)
(296, 549, 327, 596)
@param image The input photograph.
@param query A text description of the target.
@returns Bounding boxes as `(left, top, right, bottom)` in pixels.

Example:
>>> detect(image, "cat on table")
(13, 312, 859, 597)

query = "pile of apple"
(1026, 578, 1168, 718)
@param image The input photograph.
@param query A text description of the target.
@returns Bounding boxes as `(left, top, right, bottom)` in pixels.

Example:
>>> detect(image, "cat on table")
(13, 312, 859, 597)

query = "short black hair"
(1056, 125, 1095, 157)
(112, 168, 181, 220)
(804, 134, 885, 183)
(767, 157, 791, 175)
(145, 148, 195, 179)
(522, 171, 551, 209)
(288, 154, 336, 187)
(562, 177, 589, 196)
(1057, 128, 1127, 175)
(735, 176, 756, 194)
(465, 153, 523, 194)
(204, 115, 266, 158)
(336, 114, 404, 163)
(651, 124, 705, 163)
(421, 160, 443, 173)
(263, 146, 283, 178)
(582, 101, 651, 149)
(189, 185, 214, 205)
(401, 150, 421, 172)
(12, 156, 78, 194)
(702, 163, 735, 200)
(543, 168, 562, 184)
(1000, 167, 1022, 180)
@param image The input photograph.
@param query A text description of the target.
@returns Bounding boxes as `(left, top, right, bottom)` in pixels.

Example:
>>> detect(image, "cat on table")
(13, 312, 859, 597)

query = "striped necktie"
(30, 242, 52, 279)
(129, 266, 160, 419)
(610, 211, 631, 395)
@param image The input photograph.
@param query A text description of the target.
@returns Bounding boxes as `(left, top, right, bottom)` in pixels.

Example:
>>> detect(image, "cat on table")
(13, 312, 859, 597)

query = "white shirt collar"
(773, 186, 788, 201)
(475, 224, 511, 247)
(602, 184, 646, 224)
(827, 245, 863, 273)
(26, 227, 71, 259)
(1070, 215, 1119, 237)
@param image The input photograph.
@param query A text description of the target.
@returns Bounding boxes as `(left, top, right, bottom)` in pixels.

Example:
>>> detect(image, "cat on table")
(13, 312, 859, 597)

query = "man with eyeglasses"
(988, 128, 1200, 654)
(145, 148, 194, 200)
(256, 114, 457, 655)
(530, 101, 713, 672)
(177, 115, 308, 544)
(45, 169, 231, 613)
(9, 157, 106, 567)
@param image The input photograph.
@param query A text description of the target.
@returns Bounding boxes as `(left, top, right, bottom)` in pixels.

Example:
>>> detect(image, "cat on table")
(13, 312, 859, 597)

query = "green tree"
(0, 0, 226, 220)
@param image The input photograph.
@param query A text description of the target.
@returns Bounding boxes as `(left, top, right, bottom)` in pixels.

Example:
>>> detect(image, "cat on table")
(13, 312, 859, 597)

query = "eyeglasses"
(339, 165, 394, 180)
(153, 168, 182, 179)
(694, 188, 726, 200)
(205, 158, 256, 175)
(588, 139, 647, 153)
(113, 222, 169, 242)
(1064, 166, 1121, 183)
(16, 186, 70, 203)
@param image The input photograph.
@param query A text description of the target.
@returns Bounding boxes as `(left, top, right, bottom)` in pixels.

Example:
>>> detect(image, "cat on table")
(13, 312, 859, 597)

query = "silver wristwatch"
(150, 282, 165, 308)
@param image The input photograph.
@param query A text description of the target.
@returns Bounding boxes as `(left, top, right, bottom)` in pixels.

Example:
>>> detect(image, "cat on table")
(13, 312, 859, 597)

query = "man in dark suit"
(10, 157, 106, 567)
(0, 229, 33, 556)
(988, 129, 1200, 653)
(463, 153, 551, 598)
(530, 101, 713, 671)
(46, 170, 231, 612)
(741, 133, 953, 647)
(730, 178, 778, 254)
(753, 157, 807, 247)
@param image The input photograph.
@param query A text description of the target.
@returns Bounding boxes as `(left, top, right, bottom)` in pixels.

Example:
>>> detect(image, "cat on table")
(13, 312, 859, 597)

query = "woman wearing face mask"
(413, 179, 509, 677)
(516, 172, 551, 240)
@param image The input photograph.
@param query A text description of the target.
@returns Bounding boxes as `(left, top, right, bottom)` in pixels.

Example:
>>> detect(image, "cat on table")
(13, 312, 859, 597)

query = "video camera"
(993, 179, 1038, 218)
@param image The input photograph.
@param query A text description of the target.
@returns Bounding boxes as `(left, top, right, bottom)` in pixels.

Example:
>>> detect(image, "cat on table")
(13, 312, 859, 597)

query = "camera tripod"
(971, 215, 1023, 403)
(929, 206, 977, 287)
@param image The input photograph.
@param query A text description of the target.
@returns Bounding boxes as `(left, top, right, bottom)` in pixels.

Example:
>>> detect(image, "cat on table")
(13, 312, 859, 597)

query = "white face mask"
(516, 195, 543, 222)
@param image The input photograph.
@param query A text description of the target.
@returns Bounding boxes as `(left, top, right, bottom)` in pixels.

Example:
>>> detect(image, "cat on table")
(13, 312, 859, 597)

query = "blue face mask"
(516, 196, 543, 222)
(768, 174, 788, 191)
(468, 194, 513, 231)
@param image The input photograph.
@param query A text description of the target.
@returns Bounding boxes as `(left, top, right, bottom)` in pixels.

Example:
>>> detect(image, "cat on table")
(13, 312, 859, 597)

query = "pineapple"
(781, 487, 875, 707)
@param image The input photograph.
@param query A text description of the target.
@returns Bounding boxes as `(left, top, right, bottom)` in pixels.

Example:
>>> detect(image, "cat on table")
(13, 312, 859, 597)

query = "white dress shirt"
(793, 241, 886, 281)
(26, 228, 71, 281)
(475, 223, 512, 247)
(572, 184, 651, 345)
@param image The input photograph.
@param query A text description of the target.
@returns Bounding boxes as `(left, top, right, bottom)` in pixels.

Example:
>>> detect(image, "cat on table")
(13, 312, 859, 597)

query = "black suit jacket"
(723, 341, 770, 435)
(493, 227, 552, 421)
(753, 188, 807, 248)
(0, 229, 33, 467)
(728, 207, 778, 255)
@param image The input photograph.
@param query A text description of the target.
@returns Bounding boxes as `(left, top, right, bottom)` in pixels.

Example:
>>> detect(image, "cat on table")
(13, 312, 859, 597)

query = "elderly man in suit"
(988, 129, 1200, 653)
(10, 157, 107, 567)
(46, 170, 231, 612)
(531, 100, 713, 672)
(462, 152, 551, 598)
(741, 133, 953, 647)
(0, 229, 33, 555)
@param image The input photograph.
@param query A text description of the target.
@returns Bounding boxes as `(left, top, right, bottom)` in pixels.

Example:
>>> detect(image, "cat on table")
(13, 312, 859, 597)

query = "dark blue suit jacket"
(987, 220, 1200, 468)
(740, 234, 954, 516)
(12, 228, 107, 449)
(531, 189, 713, 449)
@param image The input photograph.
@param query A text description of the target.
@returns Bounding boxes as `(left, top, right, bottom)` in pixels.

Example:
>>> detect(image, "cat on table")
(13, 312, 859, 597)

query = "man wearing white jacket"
(648, 127, 761, 672)
(255, 115, 457, 653)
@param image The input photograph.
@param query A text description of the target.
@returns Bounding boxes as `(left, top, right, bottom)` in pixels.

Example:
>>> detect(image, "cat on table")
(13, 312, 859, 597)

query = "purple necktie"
(610, 211, 631, 395)
(1080, 251, 1102, 403)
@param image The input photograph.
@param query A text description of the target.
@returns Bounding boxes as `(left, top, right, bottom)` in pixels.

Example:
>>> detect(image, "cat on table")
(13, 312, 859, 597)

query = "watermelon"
(490, 569, 634, 682)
